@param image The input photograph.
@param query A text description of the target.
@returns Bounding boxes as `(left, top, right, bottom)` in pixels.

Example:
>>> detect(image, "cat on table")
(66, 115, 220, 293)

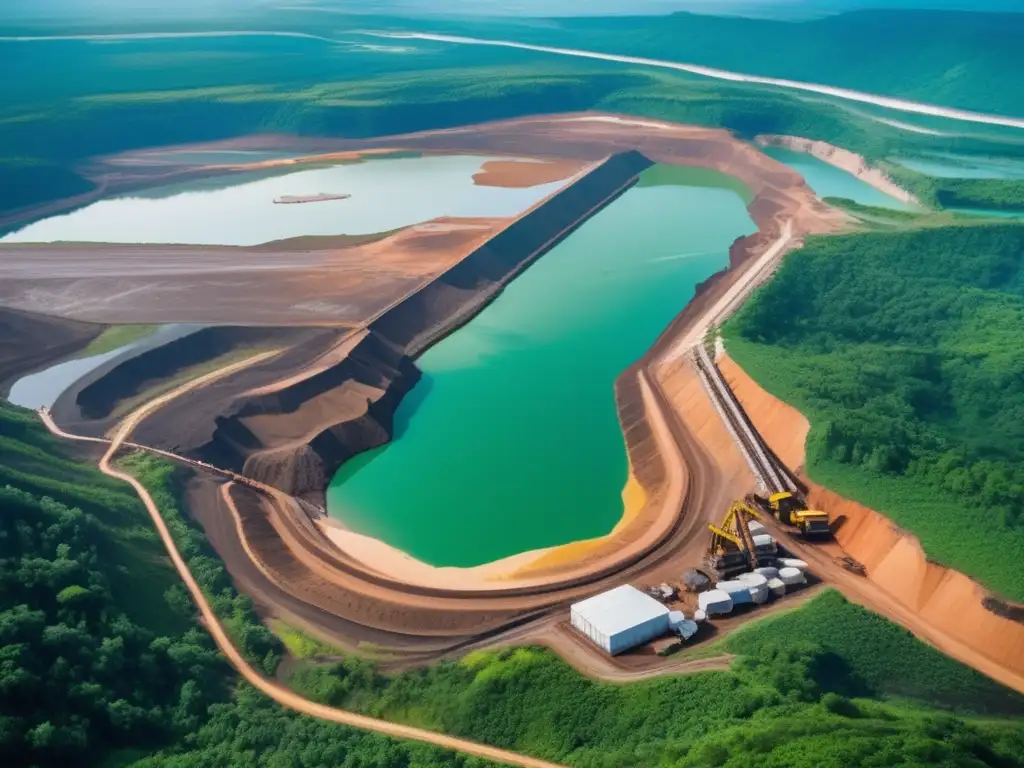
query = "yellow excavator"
(748, 491, 831, 538)
(705, 501, 775, 580)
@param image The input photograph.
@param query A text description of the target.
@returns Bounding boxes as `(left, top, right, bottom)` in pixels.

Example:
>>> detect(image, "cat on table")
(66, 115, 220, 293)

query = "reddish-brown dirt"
(472, 159, 587, 188)
(718, 352, 1024, 693)
(0, 219, 503, 325)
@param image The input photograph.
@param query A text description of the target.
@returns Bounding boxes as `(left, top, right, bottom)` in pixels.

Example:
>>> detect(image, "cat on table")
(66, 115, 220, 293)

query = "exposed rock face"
(75, 326, 273, 419)
(194, 151, 656, 499)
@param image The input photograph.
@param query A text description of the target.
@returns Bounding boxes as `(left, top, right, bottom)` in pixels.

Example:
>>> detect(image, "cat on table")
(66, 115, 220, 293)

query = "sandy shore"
(473, 159, 587, 188)
(315, 371, 684, 591)
(756, 134, 919, 206)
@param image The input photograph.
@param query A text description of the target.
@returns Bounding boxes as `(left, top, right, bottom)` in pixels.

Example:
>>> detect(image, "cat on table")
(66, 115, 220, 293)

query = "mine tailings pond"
(328, 165, 757, 567)
(1, 154, 564, 246)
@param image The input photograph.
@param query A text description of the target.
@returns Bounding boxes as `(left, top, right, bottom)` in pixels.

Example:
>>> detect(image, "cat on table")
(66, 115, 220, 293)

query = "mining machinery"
(704, 501, 776, 580)
(748, 491, 832, 538)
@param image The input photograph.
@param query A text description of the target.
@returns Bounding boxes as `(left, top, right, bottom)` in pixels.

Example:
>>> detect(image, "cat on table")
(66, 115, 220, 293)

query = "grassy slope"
(725, 223, 1024, 599)
(76, 325, 158, 358)
(722, 590, 1021, 712)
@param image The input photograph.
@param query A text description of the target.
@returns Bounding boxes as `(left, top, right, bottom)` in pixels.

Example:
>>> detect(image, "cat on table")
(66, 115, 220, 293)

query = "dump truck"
(748, 491, 832, 538)
(705, 501, 776, 580)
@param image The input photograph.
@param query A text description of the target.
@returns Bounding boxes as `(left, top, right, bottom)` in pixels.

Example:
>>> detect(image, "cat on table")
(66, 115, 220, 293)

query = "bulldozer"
(704, 501, 776, 580)
(748, 491, 832, 538)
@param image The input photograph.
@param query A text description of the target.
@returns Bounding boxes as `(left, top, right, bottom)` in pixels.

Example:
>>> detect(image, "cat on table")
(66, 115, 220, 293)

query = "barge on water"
(273, 193, 351, 204)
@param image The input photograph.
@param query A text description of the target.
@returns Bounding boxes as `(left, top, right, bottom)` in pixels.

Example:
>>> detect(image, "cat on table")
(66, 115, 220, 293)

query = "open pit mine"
(3, 113, 1022, 690)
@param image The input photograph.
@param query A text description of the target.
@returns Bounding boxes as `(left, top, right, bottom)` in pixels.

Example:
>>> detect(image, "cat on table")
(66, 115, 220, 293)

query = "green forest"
(883, 165, 1024, 213)
(726, 222, 1024, 599)
(3, 24, 1023, 220)
(280, 589, 1024, 768)
(433, 10, 1024, 118)
(3, 396, 1024, 766)
(0, 401, 472, 767)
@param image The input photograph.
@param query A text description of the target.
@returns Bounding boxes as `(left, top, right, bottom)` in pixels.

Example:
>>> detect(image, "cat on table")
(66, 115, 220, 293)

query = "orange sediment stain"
(503, 462, 648, 578)
(719, 350, 1024, 692)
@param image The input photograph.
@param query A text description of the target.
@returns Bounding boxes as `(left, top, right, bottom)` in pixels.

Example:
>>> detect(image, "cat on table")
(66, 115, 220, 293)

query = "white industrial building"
(570, 584, 670, 655)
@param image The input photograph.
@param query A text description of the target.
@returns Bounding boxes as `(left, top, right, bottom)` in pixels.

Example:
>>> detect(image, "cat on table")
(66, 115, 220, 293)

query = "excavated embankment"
(718, 354, 1024, 688)
(193, 151, 655, 499)
(0, 307, 102, 392)
(75, 326, 278, 420)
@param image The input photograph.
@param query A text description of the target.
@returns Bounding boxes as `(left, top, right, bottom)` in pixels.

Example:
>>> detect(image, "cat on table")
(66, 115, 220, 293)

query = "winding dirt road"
(41, 425, 567, 767)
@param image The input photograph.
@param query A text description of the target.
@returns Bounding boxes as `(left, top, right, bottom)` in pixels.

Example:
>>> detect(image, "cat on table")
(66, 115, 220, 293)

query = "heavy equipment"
(704, 501, 776, 580)
(748, 491, 832, 538)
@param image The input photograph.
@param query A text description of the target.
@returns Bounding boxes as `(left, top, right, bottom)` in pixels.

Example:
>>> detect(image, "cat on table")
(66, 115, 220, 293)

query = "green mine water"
(327, 165, 756, 567)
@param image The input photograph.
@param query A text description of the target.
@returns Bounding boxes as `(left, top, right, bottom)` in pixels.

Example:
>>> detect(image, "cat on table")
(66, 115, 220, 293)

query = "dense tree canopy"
(0, 401, 471, 767)
(4, 355, 1024, 767)
(727, 223, 1024, 598)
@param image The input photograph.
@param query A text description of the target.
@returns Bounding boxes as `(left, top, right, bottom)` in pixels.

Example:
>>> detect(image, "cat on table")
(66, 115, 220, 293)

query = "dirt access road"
(40, 415, 566, 767)
(663, 219, 792, 359)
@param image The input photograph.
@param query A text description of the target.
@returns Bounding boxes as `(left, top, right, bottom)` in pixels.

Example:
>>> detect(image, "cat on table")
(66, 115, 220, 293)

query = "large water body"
(328, 166, 756, 567)
(760, 146, 913, 210)
(1, 155, 564, 246)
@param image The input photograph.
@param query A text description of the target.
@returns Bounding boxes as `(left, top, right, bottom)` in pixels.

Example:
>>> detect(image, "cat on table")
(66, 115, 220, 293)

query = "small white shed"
(570, 585, 670, 655)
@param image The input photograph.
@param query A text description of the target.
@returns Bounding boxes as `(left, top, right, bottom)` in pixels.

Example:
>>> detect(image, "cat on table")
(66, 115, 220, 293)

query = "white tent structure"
(570, 585, 670, 655)
(698, 589, 734, 615)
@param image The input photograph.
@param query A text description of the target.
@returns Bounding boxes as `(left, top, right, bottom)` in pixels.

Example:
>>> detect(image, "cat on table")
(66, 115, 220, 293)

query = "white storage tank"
(716, 580, 753, 605)
(779, 566, 807, 586)
(737, 573, 768, 588)
(755, 566, 780, 580)
(698, 589, 734, 615)
(747, 520, 766, 535)
(778, 558, 809, 572)
(570, 585, 670, 655)
(737, 573, 771, 604)
(750, 585, 771, 604)
(767, 577, 787, 597)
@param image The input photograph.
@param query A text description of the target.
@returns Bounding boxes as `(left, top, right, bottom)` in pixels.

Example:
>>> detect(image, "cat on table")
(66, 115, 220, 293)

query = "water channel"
(7, 324, 203, 410)
(328, 165, 757, 567)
